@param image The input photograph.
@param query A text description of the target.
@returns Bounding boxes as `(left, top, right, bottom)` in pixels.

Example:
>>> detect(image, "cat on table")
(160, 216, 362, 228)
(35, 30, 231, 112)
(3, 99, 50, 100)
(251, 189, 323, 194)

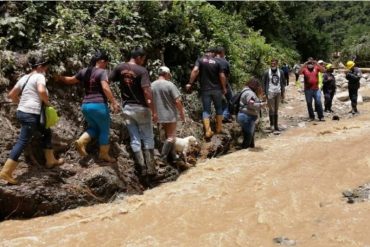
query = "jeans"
(122, 104, 154, 152)
(82, 103, 111, 145)
(237, 112, 257, 148)
(304, 89, 324, 119)
(201, 89, 223, 119)
(348, 84, 359, 110)
(222, 84, 233, 119)
(9, 111, 52, 161)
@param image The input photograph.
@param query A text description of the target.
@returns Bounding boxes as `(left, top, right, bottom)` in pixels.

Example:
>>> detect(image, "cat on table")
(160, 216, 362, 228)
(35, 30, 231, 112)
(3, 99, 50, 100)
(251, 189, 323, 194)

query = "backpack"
(229, 88, 248, 115)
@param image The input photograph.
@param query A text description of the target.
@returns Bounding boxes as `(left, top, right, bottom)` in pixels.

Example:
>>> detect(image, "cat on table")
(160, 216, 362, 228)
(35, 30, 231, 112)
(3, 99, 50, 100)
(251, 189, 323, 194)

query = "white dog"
(174, 136, 198, 164)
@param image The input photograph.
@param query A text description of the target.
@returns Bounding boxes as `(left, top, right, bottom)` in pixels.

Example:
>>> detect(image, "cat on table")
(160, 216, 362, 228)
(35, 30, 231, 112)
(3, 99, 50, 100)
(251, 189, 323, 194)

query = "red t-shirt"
(302, 66, 320, 90)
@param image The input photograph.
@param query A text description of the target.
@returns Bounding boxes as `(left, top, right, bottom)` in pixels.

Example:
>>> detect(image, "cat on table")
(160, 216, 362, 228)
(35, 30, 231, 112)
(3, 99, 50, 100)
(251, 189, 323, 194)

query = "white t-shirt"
(268, 69, 281, 99)
(15, 73, 47, 115)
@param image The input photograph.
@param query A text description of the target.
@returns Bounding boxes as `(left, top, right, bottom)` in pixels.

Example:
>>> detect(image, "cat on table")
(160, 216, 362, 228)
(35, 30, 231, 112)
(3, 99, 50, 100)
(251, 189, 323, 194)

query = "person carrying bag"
(0, 56, 64, 185)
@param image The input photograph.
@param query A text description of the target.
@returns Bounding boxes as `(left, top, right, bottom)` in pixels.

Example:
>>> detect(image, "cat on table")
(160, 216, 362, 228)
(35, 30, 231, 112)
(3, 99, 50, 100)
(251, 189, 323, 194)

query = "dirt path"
(1, 83, 370, 247)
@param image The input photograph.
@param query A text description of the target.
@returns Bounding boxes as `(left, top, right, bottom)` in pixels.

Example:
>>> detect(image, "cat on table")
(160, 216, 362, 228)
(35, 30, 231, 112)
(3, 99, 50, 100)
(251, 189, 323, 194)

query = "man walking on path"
(262, 58, 285, 133)
(186, 48, 227, 139)
(299, 57, 325, 121)
(152, 66, 185, 166)
(109, 48, 157, 178)
(281, 63, 290, 86)
(215, 47, 233, 123)
(345, 60, 362, 114)
(293, 63, 301, 85)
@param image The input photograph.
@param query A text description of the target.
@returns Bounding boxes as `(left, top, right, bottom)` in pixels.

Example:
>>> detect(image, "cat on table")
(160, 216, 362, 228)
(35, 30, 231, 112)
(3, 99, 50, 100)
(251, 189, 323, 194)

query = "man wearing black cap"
(186, 48, 227, 139)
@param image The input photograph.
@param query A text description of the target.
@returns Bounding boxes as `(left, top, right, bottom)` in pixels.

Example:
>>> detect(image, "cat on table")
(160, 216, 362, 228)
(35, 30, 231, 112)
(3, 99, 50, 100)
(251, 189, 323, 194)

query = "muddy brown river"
(1, 84, 370, 246)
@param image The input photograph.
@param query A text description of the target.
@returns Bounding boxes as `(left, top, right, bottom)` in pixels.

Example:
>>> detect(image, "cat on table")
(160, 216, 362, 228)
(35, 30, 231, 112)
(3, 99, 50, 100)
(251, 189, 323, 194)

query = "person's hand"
(53, 75, 63, 83)
(222, 87, 227, 95)
(180, 112, 185, 122)
(152, 112, 158, 124)
(185, 83, 192, 93)
(111, 102, 120, 114)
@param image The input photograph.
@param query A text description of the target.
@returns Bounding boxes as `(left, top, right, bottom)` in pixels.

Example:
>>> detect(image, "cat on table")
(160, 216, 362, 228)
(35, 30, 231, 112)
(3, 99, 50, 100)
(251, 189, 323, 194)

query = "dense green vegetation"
(0, 1, 369, 91)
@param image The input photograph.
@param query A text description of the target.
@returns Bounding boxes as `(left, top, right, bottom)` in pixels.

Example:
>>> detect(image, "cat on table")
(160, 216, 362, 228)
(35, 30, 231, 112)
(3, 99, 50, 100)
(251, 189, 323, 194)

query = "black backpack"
(229, 88, 248, 115)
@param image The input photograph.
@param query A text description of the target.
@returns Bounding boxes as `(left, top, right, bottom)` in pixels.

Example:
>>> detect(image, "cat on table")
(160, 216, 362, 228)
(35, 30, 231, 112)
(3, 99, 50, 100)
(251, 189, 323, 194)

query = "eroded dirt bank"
(1, 84, 370, 246)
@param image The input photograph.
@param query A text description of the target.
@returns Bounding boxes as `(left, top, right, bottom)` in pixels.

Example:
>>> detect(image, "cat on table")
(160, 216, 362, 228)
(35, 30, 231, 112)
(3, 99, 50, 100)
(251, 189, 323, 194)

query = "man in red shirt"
(299, 57, 326, 121)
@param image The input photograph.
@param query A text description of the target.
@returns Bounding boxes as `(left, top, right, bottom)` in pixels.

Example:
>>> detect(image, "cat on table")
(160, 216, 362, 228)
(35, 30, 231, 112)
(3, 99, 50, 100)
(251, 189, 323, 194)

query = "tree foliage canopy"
(0, 1, 369, 91)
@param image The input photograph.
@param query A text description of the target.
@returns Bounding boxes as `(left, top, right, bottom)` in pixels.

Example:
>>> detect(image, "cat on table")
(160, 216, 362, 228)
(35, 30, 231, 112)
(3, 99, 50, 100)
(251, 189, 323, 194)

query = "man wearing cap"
(186, 48, 227, 139)
(323, 63, 336, 112)
(345, 60, 362, 114)
(152, 66, 185, 165)
(109, 47, 157, 178)
(299, 57, 325, 121)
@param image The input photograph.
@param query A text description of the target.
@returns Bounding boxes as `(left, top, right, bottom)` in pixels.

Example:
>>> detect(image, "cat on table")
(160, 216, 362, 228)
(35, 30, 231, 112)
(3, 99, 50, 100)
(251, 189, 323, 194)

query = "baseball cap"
(318, 60, 324, 64)
(158, 66, 171, 75)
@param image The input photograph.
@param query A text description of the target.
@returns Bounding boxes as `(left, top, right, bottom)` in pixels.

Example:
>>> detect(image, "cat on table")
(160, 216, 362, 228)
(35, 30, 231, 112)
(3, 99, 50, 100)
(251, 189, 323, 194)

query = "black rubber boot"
(269, 115, 274, 130)
(250, 133, 255, 148)
(161, 141, 174, 164)
(274, 114, 280, 131)
(143, 149, 156, 175)
(134, 151, 147, 176)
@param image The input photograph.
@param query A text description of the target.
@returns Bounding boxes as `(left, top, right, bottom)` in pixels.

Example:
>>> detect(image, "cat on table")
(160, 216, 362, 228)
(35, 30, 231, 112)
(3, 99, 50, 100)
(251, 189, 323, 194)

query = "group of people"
(0, 48, 185, 185)
(297, 58, 362, 119)
(0, 46, 363, 185)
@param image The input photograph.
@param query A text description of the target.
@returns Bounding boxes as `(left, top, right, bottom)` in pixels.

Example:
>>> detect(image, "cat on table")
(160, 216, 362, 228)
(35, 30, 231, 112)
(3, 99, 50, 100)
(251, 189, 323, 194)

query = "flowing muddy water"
(2, 84, 370, 247)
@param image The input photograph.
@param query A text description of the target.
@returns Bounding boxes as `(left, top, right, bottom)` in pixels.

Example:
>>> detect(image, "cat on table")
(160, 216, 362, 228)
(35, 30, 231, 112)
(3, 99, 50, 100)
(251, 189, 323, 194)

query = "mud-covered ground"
(2, 76, 370, 246)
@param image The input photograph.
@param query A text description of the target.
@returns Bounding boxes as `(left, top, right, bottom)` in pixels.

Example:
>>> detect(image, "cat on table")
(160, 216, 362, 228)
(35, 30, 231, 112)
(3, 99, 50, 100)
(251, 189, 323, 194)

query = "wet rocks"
(335, 91, 349, 102)
(343, 183, 370, 204)
(273, 236, 296, 246)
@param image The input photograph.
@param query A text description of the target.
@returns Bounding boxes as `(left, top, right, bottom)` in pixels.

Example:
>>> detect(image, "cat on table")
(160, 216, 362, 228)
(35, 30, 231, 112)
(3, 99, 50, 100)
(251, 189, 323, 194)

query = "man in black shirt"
(109, 48, 157, 177)
(215, 47, 233, 123)
(186, 48, 227, 139)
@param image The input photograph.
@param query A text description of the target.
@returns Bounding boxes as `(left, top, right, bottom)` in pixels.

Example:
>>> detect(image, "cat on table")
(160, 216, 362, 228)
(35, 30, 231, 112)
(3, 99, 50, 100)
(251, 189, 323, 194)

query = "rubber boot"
(354, 105, 359, 114)
(203, 118, 214, 139)
(0, 159, 18, 185)
(44, 149, 65, 168)
(215, 115, 224, 134)
(134, 151, 147, 176)
(250, 133, 255, 148)
(143, 149, 156, 175)
(75, 132, 91, 157)
(161, 141, 174, 164)
(274, 114, 280, 131)
(99, 145, 116, 163)
(269, 115, 274, 130)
